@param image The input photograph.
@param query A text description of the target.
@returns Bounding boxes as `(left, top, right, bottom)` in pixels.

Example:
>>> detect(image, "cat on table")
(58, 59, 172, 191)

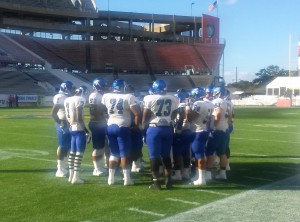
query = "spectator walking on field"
(8, 95, 14, 107)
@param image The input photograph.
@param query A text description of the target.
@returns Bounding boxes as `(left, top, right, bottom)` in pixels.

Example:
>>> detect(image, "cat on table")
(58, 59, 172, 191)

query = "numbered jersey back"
(143, 94, 179, 126)
(102, 93, 136, 127)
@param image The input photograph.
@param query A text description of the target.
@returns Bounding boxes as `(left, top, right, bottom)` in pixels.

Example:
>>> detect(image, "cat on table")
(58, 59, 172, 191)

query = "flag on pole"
(208, 1, 218, 11)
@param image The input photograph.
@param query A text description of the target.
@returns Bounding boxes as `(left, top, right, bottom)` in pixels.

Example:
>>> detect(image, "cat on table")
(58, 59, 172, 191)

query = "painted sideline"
(156, 174, 300, 222)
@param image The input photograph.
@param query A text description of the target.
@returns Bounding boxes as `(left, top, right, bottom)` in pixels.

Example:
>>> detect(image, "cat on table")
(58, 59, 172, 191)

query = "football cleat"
(108, 175, 114, 185)
(171, 170, 182, 181)
(131, 159, 144, 173)
(165, 175, 173, 190)
(215, 170, 227, 180)
(193, 178, 206, 186)
(71, 177, 84, 184)
(124, 178, 134, 186)
(149, 179, 161, 190)
(93, 169, 106, 176)
(205, 171, 212, 181)
(182, 168, 190, 180)
(55, 169, 67, 178)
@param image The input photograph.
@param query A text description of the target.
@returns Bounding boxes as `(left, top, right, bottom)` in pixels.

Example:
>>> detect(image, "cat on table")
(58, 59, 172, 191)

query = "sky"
(94, 0, 300, 84)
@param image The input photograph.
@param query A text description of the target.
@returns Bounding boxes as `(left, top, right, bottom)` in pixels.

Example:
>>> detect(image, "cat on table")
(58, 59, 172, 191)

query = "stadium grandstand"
(0, 0, 225, 104)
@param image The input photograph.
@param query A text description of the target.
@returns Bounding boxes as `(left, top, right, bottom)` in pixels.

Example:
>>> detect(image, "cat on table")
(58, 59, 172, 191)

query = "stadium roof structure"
(266, 77, 300, 89)
(0, 0, 98, 18)
(0, 1, 222, 44)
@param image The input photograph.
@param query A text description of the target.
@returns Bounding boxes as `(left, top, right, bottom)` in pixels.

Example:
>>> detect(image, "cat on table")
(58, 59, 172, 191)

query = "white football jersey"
(89, 91, 107, 124)
(190, 100, 214, 132)
(64, 95, 86, 131)
(212, 97, 229, 132)
(53, 93, 68, 120)
(102, 92, 136, 127)
(89, 91, 103, 106)
(143, 94, 179, 126)
(225, 98, 234, 119)
(174, 101, 189, 132)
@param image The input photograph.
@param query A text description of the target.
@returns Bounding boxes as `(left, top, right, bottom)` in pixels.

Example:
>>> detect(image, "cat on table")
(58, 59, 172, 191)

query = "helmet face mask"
(75, 85, 89, 98)
(213, 86, 226, 98)
(152, 80, 167, 95)
(59, 80, 74, 96)
(191, 87, 205, 101)
(93, 78, 106, 91)
(112, 79, 126, 93)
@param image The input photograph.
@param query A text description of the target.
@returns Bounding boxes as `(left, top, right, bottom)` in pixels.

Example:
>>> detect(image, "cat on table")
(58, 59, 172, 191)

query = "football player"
(125, 85, 144, 173)
(101, 79, 141, 186)
(88, 78, 108, 176)
(51, 81, 74, 178)
(171, 88, 192, 181)
(224, 89, 234, 171)
(142, 80, 179, 190)
(206, 86, 232, 180)
(64, 85, 90, 184)
(205, 85, 214, 101)
(188, 87, 214, 185)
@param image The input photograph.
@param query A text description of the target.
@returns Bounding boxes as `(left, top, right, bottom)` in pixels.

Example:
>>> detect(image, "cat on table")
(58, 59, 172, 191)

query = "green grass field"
(1, 107, 300, 222)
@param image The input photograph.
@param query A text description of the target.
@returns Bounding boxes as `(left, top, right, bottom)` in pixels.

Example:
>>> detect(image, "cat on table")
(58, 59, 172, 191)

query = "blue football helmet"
(75, 85, 89, 97)
(175, 92, 187, 102)
(205, 85, 214, 94)
(213, 86, 226, 98)
(191, 87, 205, 100)
(124, 84, 134, 94)
(112, 79, 126, 93)
(93, 77, 106, 91)
(152, 80, 167, 95)
(59, 81, 74, 95)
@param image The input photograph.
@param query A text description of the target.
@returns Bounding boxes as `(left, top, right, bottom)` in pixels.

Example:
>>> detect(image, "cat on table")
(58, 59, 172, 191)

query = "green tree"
(252, 65, 288, 86)
(227, 80, 255, 92)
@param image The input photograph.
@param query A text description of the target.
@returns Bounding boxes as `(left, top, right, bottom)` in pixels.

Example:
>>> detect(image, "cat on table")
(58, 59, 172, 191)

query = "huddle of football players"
(51, 78, 234, 189)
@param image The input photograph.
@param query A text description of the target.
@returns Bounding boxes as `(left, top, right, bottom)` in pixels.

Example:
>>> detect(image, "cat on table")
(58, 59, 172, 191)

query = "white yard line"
(263, 171, 291, 176)
(156, 174, 300, 222)
(196, 190, 229, 196)
(279, 166, 300, 170)
(165, 198, 200, 205)
(128, 208, 165, 217)
(0, 132, 56, 138)
(15, 155, 93, 167)
(244, 176, 273, 182)
(238, 129, 300, 134)
(232, 137, 300, 144)
(232, 152, 268, 157)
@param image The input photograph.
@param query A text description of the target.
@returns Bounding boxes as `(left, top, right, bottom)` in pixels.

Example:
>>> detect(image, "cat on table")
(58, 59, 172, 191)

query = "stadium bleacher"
(0, 1, 224, 98)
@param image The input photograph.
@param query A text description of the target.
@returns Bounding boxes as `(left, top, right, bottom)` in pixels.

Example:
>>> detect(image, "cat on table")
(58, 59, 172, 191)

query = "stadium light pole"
(191, 2, 195, 16)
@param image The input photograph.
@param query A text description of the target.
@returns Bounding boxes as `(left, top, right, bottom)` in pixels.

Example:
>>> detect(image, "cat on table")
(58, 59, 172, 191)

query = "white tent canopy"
(266, 77, 300, 96)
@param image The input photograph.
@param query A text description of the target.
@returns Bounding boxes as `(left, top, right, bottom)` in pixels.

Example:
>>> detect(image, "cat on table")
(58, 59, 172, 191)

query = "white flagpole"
(289, 34, 291, 77)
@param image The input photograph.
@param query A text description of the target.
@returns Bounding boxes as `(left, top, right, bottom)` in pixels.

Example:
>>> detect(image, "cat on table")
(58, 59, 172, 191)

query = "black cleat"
(149, 180, 161, 190)
(165, 175, 173, 190)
